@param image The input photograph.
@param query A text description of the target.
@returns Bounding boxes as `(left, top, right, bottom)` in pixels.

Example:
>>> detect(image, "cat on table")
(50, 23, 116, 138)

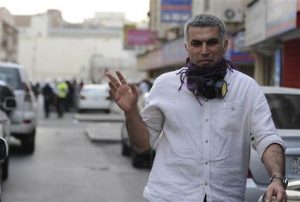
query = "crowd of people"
(31, 78, 83, 118)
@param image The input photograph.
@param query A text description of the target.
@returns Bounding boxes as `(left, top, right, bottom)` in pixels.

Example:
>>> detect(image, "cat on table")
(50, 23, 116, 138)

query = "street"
(2, 105, 149, 202)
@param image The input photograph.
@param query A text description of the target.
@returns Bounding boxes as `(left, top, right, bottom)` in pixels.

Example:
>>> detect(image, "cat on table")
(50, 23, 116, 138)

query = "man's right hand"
(106, 71, 139, 112)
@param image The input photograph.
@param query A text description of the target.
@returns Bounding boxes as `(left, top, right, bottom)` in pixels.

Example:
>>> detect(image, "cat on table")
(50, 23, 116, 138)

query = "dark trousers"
(204, 195, 207, 202)
(44, 99, 51, 118)
(56, 97, 66, 118)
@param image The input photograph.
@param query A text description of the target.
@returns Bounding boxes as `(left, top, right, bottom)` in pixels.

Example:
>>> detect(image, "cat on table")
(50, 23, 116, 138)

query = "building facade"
(14, 10, 140, 82)
(0, 7, 18, 62)
(245, 0, 300, 88)
(140, 0, 254, 79)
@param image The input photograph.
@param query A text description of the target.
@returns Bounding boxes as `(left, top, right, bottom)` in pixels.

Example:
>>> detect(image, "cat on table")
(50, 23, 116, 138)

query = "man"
(106, 14, 287, 202)
(55, 79, 68, 118)
(42, 80, 54, 118)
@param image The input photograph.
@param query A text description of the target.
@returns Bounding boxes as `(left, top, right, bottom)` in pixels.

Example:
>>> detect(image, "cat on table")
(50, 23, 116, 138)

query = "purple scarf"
(177, 58, 236, 101)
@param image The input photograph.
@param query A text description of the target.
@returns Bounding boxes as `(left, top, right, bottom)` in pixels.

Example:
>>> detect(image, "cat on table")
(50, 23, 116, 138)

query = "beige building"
(0, 7, 18, 62)
(13, 10, 140, 82)
(140, 0, 250, 78)
(244, 0, 300, 88)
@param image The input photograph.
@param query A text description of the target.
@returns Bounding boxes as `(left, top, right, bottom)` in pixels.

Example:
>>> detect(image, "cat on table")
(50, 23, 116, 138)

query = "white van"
(0, 62, 37, 154)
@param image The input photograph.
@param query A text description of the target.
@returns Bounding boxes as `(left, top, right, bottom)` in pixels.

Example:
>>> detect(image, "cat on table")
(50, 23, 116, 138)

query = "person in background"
(42, 79, 54, 118)
(31, 82, 40, 98)
(138, 79, 153, 95)
(55, 79, 68, 118)
(106, 14, 287, 202)
(65, 80, 74, 112)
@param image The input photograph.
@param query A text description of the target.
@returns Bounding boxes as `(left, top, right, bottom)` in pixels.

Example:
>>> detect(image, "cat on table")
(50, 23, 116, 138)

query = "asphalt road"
(2, 110, 149, 202)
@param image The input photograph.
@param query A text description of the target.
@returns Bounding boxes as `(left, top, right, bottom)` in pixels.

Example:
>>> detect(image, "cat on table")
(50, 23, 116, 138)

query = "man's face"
(185, 26, 228, 68)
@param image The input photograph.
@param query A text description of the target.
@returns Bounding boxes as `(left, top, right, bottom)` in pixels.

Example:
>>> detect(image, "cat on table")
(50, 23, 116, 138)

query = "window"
(266, 94, 300, 129)
(0, 67, 22, 89)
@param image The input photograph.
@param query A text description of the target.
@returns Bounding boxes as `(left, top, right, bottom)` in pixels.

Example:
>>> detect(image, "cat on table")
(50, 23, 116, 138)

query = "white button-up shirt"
(140, 68, 285, 202)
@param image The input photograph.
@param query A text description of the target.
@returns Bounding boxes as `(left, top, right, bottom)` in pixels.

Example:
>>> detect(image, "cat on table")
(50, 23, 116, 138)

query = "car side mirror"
(3, 97, 17, 111)
(0, 137, 8, 160)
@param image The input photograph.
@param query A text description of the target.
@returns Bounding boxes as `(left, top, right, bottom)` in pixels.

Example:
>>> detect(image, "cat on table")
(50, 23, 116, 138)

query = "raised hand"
(106, 71, 139, 112)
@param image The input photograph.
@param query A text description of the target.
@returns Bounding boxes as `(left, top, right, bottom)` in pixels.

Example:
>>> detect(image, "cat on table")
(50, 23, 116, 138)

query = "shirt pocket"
(220, 101, 244, 133)
(210, 102, 244, 162)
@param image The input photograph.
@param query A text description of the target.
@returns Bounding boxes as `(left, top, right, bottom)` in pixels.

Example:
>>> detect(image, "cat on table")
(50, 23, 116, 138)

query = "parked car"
(0, 62, 37, 154)
(0, 136, 9, 200)
(246, 86, 300, 202)
(121, 92, 155, 168)
(0, 81, 17, 181)
(77, 84, 112, 113)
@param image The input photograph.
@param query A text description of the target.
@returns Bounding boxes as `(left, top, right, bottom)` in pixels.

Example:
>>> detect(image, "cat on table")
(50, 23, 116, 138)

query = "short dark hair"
(184, 14, 226, 43)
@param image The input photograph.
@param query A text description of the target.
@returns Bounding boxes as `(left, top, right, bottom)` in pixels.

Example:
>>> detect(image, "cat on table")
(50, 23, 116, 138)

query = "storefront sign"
(161, 0, 192, 24)
(127, 29, 157, 46)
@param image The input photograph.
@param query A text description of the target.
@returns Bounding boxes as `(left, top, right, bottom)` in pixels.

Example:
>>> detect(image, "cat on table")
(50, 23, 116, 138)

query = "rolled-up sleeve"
(250, 87, 286, 160)
(141, 103, 164, 147)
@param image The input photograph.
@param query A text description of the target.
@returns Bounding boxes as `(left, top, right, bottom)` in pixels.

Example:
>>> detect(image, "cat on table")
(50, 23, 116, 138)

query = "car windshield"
(0, 67, 22, 89)
(266, 93, 300, 129)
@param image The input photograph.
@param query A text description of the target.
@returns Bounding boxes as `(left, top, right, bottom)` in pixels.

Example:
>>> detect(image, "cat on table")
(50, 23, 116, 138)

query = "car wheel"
(22, 139, 35, 154)
(131, 149, 154, 168)
(121, 141, 131, 156)
(2, 155, 9, 180)
(131, 150, 141, 168)
(22, 130, 36, 154)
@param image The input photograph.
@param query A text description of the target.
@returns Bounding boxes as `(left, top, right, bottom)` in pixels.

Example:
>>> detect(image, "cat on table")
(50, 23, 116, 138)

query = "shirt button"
(205, 119, 209, 122)
(205, 140, 208, 143)
(205, 162, 208, 165)
(205, 182, 208, 186)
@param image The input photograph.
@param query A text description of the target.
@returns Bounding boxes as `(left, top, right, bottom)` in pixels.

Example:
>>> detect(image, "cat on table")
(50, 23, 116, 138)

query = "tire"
(131, 149, 154, 168)
(22, 130, 36, 154)
(121, 142, 131, 156)
(23, 139, 35, 154)
(77, 109, 84, 113)
(131, 150, 141, 168)
(2, 156, 9, 180)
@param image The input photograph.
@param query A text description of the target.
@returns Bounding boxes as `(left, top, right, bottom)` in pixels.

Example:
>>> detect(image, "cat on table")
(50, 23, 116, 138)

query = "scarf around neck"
(177, 58, 236, 101)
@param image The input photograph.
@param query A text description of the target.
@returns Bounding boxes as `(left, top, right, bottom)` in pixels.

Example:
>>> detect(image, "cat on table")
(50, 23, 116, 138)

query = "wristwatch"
(269, 175, 288, 189)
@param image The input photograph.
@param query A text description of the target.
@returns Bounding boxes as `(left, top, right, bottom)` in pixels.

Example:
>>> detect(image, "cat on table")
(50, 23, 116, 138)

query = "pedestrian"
(42, 80, 54, 118)
(106, 14, 287, 202)
(55, 79, 68, 118)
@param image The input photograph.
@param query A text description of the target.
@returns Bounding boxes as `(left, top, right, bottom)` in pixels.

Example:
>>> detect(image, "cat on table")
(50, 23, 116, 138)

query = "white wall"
(17, 13, 138, 82)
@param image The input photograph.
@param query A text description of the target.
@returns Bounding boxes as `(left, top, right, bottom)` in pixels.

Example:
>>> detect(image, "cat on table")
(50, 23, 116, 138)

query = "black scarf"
(177, 58, 236, 102)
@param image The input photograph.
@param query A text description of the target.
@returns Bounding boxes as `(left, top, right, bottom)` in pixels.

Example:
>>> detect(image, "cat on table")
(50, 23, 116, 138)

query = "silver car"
(246, 86, 300, 202)
(0, 62, 37, 154)
(0, 81, 16, 182)
(0, 136, 9, 200)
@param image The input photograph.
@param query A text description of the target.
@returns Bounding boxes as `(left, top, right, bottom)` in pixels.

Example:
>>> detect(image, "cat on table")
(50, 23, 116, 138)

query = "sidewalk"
(84, 122, 123, 142)
(79, 103, 124, 142)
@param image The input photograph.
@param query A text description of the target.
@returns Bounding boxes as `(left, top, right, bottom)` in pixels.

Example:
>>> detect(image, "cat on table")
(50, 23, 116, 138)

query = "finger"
(264, 190, 273, 202)
(130, 83, 138, 96)
(106, 72, 120, 87)
(108, 81, 117, 92)
(275, 191, 286, 202)
(116, 71, 127, 85)
(108, 89, 115, 100)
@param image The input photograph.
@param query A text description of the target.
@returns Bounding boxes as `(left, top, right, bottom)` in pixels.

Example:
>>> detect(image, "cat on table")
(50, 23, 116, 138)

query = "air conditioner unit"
(208, 0, 244, 23)
(221, 7, 244, 22)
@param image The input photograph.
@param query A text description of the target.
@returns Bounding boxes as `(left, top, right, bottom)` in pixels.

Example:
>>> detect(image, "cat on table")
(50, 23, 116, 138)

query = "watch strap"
(269, 175, 288, 189)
